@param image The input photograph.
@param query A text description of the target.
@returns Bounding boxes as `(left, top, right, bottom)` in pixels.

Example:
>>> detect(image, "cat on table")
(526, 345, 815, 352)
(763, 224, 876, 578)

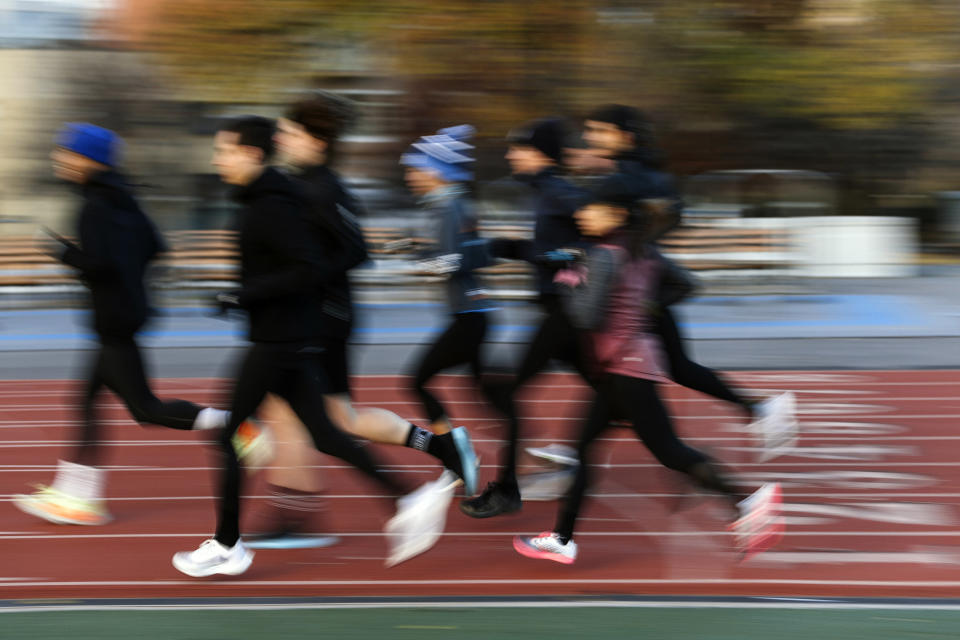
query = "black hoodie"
(295, 164, 368, 340)
(613, 149, 682, 238)
(232, 167, 322, 343)
(57, 170, 164, 340)
(516, 167, 590, 296)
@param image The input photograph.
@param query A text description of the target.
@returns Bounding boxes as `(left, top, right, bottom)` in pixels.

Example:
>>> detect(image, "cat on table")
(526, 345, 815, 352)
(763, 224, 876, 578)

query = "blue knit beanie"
(55, 123, 121, 167)
(400, 124, 475, 182)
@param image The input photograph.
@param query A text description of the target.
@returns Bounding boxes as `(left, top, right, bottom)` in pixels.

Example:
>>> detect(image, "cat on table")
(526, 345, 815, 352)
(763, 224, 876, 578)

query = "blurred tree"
(111, 0, 595, 129)
(108, 0, 960, 203)
(111, 0, 330, 102)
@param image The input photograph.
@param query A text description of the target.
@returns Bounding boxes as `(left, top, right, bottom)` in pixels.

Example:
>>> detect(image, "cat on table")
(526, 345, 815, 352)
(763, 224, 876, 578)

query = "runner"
(173, 117, 453, 576)
(246, 93, 478, 543)
(582, 104, 798, 459)
(14, 123, 267, 527)
(399, 125, 491, 498)
(461, 117, 592, 517)
(513, 178, 785, 564)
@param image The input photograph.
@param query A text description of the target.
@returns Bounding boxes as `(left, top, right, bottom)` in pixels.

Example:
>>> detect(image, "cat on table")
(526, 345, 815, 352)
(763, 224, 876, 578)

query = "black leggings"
(216, 342, 406, 547)
(655, 307, 752, 414)
(555, 374, 742, 542)
(493, 296, 592, 484)
(77, 337, 201, 466)
(409, 312, 488, 424)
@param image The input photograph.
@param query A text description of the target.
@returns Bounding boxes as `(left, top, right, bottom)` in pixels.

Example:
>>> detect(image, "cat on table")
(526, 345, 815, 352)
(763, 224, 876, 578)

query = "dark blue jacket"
(418, 185, 491, 315)
(614, 150, 682, 239)
(516, 167, 590, 296)
(57, 170, 164, 340)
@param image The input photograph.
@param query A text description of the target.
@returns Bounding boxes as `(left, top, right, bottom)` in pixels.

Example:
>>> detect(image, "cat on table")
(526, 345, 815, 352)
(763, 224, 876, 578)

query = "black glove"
(213, 291, 243, 316)
(35, 227, 69, 260)
(488, 237, 534, 262)
(534, 247, 585, 266)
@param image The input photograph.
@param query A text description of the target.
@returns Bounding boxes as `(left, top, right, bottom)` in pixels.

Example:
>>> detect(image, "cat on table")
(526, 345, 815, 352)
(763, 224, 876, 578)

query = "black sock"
(427, 432, 463, 478)
(405, 424, 433, 451)
(496, 471, 519, 491)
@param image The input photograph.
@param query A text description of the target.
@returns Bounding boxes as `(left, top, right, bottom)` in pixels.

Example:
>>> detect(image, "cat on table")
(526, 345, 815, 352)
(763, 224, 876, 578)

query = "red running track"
(1, 370, 960, 600)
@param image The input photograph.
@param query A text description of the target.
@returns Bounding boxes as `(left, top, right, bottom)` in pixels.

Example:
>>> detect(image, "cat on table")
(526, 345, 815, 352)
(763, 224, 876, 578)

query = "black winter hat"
(586, 104, 651, 137)
(506, 117, 569, 164)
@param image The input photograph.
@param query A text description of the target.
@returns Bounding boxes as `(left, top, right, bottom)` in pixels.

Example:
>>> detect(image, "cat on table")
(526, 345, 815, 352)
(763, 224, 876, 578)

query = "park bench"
(0, 218, 796, 304)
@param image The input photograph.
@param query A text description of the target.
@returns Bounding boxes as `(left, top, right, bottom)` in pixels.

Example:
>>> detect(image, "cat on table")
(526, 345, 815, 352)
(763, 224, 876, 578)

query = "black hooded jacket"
(57, 170, 165, 340)
(612, 149, 682, 239)
(294, 164, 368, 340)
(232, 167, 323, 343)
(516, 167, 591, 296)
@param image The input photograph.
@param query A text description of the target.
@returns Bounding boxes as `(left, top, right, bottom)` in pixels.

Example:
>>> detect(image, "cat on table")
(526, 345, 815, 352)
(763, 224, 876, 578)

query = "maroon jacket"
(556, 240, 669, 382)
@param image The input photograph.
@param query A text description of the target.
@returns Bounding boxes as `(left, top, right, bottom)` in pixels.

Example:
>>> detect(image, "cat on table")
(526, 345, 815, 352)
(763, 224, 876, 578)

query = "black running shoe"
(459, 481, 521, 518)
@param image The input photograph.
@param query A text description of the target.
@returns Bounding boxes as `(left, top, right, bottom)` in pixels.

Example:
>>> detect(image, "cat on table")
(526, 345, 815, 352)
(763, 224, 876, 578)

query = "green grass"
(3, 607, 960, 640)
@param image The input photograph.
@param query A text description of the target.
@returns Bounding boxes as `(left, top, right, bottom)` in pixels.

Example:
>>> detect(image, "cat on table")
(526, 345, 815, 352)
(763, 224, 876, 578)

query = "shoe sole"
(526, 445, 579, 468)
(512, 536, 575, 565)
(451, 426, 478, 496)
(245, 534, 341, 550)
(458, 497, 521, 519)
(13, 495, 110, 526)
(172, 550, 255, 577)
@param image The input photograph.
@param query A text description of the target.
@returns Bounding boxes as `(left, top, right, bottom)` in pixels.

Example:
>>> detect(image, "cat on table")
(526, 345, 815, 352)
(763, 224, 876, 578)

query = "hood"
(234, 167, 300, 204)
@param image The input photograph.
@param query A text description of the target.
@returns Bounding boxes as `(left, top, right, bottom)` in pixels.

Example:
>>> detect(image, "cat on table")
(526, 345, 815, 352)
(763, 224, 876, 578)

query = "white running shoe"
(172, 538, 254, 577)
(730, 482, 785, 560)
(13, 485, 111, 526)
(513, 532, 578, 565)
(749, 392, 799, 462)
(526, 444, 579, 468)
(384, 471, 456, 567)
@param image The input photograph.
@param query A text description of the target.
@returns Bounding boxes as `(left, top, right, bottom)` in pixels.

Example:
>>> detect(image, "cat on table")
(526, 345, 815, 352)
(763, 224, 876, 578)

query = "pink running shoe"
(513, 531, 578, 565)
(730, 482, 786, 561)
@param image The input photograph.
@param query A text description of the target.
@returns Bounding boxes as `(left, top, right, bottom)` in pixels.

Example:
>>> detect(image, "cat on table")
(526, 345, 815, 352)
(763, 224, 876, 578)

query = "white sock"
(193, 408, 229, 431)
(52, 460, 105, 502)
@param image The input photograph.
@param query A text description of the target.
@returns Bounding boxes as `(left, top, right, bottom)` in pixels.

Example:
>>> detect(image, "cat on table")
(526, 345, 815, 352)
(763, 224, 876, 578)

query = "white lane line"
(749, 551, 960, 565)
(0, 531, 959, 540)
(7, 578, 960, 588)
(8, 431, 960, 446)
(7, 414, 960, 423)
(3, 490, 960, 499)
(6, 461, 960, 468)
(3, 492, 960, 500)
(0, 578, 43, 581)
(1, 395, 958, 406)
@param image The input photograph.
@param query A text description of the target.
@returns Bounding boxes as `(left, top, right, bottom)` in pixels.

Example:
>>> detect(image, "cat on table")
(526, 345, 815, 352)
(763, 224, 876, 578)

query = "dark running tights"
(655, 307, 752, 414)
(216, 342, 406, 547)
(410, 312, 488, 424)
(554, 374, 745, 542)
(493, 297, 592, 486)
(77, 337, 201, 466)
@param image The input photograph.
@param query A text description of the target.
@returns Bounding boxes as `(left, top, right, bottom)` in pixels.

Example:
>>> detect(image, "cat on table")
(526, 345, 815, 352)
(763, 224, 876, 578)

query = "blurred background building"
(3, 0, 960, 247)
